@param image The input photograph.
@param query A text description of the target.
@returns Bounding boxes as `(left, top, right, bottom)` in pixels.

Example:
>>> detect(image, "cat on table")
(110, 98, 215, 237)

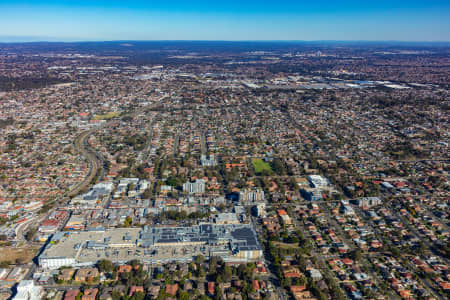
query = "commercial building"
(239, 188, 265, 203)
(354, 197, 382, 208)
(183, 179, 206, 194)
(306, 175, 329, 189)
(300, 188, 322, 201)
(39, 224, 262, 269)
(214, 213, 240, 224)
(340, 201, 355, 216)
(200, 154, 217, 167)
(252, 203, 266, 218)
(71, 182, 114, 206)
(12, 280, 43, 300)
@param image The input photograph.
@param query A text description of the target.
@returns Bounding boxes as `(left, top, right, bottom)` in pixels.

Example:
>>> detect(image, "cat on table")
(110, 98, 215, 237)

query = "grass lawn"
(272, 241, 300, 249)
(252, 158, 272, 174)
(0, 247, 38, 264)
(92, 111, 120, 120)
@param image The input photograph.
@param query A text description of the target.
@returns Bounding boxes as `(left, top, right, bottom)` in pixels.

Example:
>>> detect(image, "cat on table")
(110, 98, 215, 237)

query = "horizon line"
(0, 38, 450, 44)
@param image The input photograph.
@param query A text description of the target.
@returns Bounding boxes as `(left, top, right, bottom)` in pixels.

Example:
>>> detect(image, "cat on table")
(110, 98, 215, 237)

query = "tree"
(0, 261, 9, 268)
(97, 259, 114, 273)
(195, 255, 205, 265)
(156, 288, 166, 300)
(350, 249, 362, 262)
(271, 158, 287, 175)
(215, 274, 223, 283)
(25, 227, 37, 241)
(417, 241, 427, 255)
(214, 285, 222, 300)
(15, 258, 25, 265)
(391, 246, 401, 258)
(198, 267, 206, 278)
(222, 265, 232, 282)
(124, 216, 133, 227)
(111, 290, 121, 300)
(166, 176, 180, 187)
(209, 257, 218, 275)
(178, 291, 190, 300)
(130, 291, 145, 300)
(129, 259, 141, 268)
(142, 188, 152, 199)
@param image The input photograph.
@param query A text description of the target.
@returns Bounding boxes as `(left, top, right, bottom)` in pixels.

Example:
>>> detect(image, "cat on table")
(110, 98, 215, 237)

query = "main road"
(69, 94, 168, 198)
(14, 95, 168, 245)
(69, 128, 103, 197)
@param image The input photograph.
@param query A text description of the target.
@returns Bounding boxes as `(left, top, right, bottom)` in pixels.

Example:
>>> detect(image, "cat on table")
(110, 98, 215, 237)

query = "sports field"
(92, 111, 120, 120)
(252, 158, 272, 174)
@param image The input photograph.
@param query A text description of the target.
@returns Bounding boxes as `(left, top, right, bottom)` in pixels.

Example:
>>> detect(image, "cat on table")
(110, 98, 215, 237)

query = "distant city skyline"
(1, 1, 449, 42)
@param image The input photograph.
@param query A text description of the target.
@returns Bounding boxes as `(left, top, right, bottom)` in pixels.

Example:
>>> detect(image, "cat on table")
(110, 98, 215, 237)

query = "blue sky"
(0, 1, 449, 41)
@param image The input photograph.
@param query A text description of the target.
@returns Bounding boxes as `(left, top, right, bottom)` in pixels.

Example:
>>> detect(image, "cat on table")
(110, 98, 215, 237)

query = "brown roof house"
(74, 268, 99, 283)
(81, 288, 98, 300)
(58, 268, 75, 282)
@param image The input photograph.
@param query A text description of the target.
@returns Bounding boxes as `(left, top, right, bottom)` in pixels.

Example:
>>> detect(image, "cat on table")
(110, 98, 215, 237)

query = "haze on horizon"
(0, 0, 449, 42)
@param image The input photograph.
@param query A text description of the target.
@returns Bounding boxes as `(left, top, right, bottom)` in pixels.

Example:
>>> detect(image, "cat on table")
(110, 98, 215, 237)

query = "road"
(173, 132, 180, 158)
(392, 209, 450, 265)
(12, 95, 169, 257)
(69, 94, 168, 198)
(390, 158, 448, 163)
(250, 215, 288, 300)
(137, 119, 156, 164)
(69, 128, 103, 197)
(14, 216, 39, 243)
(353, 204, 443, 300)
(200, 126, 207, 155)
